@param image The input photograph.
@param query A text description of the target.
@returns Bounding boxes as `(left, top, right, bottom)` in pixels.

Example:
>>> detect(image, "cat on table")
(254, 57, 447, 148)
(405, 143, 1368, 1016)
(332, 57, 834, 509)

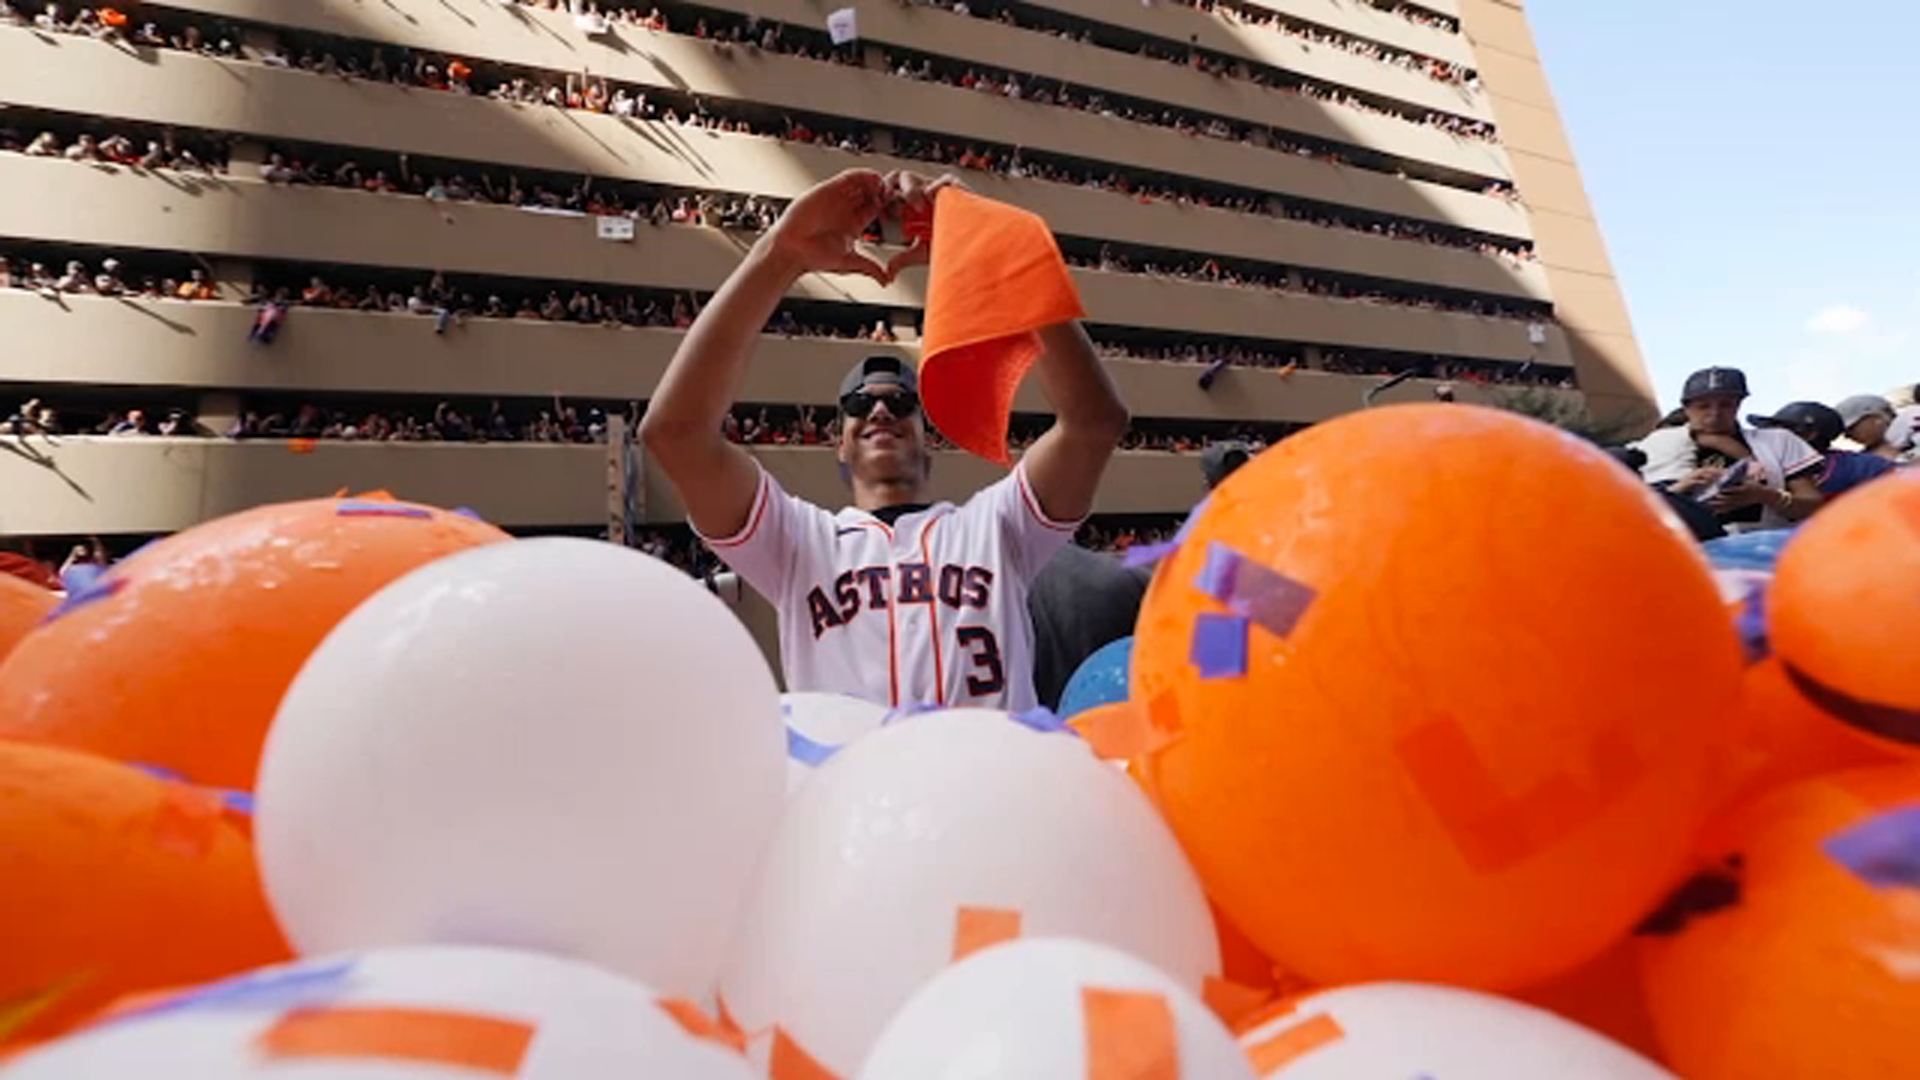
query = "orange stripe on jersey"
(705, 474, 771, 549)
(919, 517, 947, 706)
(1017, 466, 1079, 533)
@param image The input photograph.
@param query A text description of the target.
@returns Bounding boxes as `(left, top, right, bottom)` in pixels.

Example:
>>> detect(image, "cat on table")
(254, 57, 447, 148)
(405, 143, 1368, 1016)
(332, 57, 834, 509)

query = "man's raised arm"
(1018, 321, 1130, 523)
(639, 170, 891, 538)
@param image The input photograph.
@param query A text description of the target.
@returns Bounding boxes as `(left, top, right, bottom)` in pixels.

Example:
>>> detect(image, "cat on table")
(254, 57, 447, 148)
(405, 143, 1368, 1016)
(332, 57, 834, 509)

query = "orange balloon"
(1637, 764, 1920, 1078)
(1515, 939, 1664, 1063)
(1714, 657, 1895, 809)
(0, 574, 54, 665)
(0, 498, 507, 789)
(1132, 405, 1743, 990)
(1768, 470, 1920, 753)
(0, 740, 289, 1044)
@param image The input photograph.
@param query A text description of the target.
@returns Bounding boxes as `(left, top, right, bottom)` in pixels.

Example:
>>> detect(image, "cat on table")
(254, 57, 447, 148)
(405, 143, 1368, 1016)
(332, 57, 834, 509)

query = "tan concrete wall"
(0, 31, 1545, 284)
(146, 0, 1498, 184)
(0, 293, 1567, 423)
(0, 155, 1565, 363)
(0, 438, 1217, 536)
(1455, 0, 1655, 429)
(1018, 0, 1490, 122)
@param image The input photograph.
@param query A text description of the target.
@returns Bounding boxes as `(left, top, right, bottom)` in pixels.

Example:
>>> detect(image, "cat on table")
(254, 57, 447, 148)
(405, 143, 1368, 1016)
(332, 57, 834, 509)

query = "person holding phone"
(1635, 367, 1825, 533)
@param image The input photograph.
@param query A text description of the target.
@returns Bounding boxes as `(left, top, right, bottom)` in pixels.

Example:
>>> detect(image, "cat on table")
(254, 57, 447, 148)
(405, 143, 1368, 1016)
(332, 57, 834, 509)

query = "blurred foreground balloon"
(780, 692, 888, 797)
(858, 938, 1250, 1079)
(1638, 764, 1920, 1079)
(1130, 405, 1742, 990)
(256, 538, 783, 999)
(4, 945, 753, 1077)
(0, 574, 54, 665)
(0, 497, 507, 788)
(1238, 982, 1672, 1078)
(1768, 470, 1920, 755)
(0, 741, 287, 1044)
(721, 709, 1217, 1075)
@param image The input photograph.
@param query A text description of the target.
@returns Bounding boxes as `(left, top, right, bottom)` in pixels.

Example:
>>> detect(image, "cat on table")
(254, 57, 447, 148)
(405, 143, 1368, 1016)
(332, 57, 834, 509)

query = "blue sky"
(1529, 1, 1919, 414)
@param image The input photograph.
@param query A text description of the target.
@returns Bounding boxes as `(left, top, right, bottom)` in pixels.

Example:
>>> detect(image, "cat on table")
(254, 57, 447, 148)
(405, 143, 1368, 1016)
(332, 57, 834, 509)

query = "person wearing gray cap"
(1634, 367, 1825, 532)
(641, 170, 1128, 710)
(1835, 394, 1900, 461)
(1749, 401, 1895, 497)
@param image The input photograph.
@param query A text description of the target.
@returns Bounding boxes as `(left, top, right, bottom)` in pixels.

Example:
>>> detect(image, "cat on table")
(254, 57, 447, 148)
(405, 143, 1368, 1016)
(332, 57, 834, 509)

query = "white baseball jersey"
(699, 462, 1079, 711)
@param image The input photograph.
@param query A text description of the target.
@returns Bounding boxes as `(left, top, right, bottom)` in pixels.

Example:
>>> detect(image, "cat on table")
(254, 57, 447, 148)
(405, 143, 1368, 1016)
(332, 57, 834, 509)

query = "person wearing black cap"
(641, 170, 1129, 710)
(1634, 367, 1825, 532)
(1749, 401, 1895, 498)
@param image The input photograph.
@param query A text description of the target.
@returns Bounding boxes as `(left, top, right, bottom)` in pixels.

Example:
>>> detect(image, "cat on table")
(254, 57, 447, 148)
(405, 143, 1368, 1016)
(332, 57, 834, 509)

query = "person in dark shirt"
(1026, 440, 1253, 710)
(1749, 401, 1895, 498)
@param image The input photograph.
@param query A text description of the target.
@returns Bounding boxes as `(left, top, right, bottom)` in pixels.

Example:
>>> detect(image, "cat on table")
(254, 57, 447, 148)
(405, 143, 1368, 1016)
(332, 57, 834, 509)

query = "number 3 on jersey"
(956, 627, 1005, 698)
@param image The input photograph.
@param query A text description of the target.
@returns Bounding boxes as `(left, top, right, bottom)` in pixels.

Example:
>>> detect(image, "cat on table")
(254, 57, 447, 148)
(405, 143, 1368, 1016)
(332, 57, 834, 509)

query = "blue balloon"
(1702, 529, 1796, 574)
(1059, 636, 1133, 720)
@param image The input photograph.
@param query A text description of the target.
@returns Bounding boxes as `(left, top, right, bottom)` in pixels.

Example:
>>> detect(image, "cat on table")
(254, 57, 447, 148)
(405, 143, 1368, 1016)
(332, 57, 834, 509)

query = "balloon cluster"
(0, 407, 1914, 1079)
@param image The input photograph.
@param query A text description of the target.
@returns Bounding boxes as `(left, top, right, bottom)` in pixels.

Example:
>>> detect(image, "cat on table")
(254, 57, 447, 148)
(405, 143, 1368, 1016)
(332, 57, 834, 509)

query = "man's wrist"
(748, 235, 806, 285)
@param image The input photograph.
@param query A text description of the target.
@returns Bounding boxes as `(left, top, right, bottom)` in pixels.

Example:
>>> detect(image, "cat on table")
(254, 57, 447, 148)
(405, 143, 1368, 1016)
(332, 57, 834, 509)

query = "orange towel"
(917, 189, 1084, 465)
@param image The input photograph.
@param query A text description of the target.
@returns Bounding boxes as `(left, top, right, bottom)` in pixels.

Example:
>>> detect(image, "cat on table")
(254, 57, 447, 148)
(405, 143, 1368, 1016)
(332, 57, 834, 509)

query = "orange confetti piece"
(149, 782, 226, 858)
(1201, 976, 1271, 1031)
(258, 1006, 533, 1075)
(768, 1027, 838, 1080)
(952, 906, 1023, 963)
(657, 997, 746, 1053)
(288, 438, 317, 455)
(1082, 987, 1179, 1080)
(1245, 1012, 1344, 1073)
(1396, 717, 1642, 874)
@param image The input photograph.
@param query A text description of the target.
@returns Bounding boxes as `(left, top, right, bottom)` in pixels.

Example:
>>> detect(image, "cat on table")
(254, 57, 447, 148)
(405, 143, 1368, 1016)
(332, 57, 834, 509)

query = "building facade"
(0, 0, 1648, 544)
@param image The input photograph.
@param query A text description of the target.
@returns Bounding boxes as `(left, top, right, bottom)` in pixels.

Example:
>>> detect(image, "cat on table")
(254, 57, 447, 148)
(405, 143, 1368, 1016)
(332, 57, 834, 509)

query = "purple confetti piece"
(1191, 543, 1316, 639)
(103, 959, 355, 1025)
(1009, 706, 1075, 736)
(786, 726, 838, 767)
(880, 701, 943, 726)
(41, 574, 128, 625)
(219, 790, 255, 815)
(335, 501, 433, 519)
(1737, 585, 1770, 665)
(1122, 541, 1179, 569)
(452, 506, 484, 521)
(1190, 613, 1250, 680)
(1825, 805, 1920, 889)
(127, 762, 186, 783)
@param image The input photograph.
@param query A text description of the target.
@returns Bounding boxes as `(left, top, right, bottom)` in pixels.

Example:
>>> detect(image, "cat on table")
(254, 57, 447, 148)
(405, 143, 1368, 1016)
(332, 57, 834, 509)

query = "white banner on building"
(1527, 322, 1548, 345)
(826, 7, 859, 45)
(596, 215, 636, 242)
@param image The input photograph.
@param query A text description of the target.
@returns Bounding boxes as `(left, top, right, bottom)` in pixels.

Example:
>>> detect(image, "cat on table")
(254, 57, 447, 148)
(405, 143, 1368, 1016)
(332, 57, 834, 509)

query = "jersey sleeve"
(965, 461, 1085, 582)
(1773, 432, 1824, 480)
(693, 465, 830, 603)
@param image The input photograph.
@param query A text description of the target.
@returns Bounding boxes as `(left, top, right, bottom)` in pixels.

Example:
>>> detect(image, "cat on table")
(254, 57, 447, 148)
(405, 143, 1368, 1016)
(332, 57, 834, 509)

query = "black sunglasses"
(840, 388, 920, 421)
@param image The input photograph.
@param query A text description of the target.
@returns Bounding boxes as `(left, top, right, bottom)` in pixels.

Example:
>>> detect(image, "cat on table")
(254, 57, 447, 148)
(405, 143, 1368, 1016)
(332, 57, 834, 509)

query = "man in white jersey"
(640, 170, 1129, 711)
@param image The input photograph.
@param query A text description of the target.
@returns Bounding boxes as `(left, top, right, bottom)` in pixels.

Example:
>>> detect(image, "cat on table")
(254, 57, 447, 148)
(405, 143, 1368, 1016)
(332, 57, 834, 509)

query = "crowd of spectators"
(0, 252, 220, 302)
(5, 108, 1539, 325)
(1076, 517, 1184, 555)
(43, 0, 1526, 247)
(897, 0, 1485, 134)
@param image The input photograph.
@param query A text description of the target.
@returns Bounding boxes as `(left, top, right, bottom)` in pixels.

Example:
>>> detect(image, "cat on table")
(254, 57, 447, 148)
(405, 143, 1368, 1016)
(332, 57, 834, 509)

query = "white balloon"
(1239, 982, 1674, 1079)
(5, 945, 755, 1078)
(256, 538, 783, 999)
(780, 692, 889, 797)
(858, 938, 1252, 1080)
(720, 709, 1218, 1075)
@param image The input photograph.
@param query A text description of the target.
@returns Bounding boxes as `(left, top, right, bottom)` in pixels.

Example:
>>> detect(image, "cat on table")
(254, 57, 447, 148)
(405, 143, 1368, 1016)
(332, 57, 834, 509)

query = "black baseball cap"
(1681, 367, 1749, 403)
(1200, 441, 1251, 490)
(1750, 401, 1843, 448)
(839, 355, 918, 401)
